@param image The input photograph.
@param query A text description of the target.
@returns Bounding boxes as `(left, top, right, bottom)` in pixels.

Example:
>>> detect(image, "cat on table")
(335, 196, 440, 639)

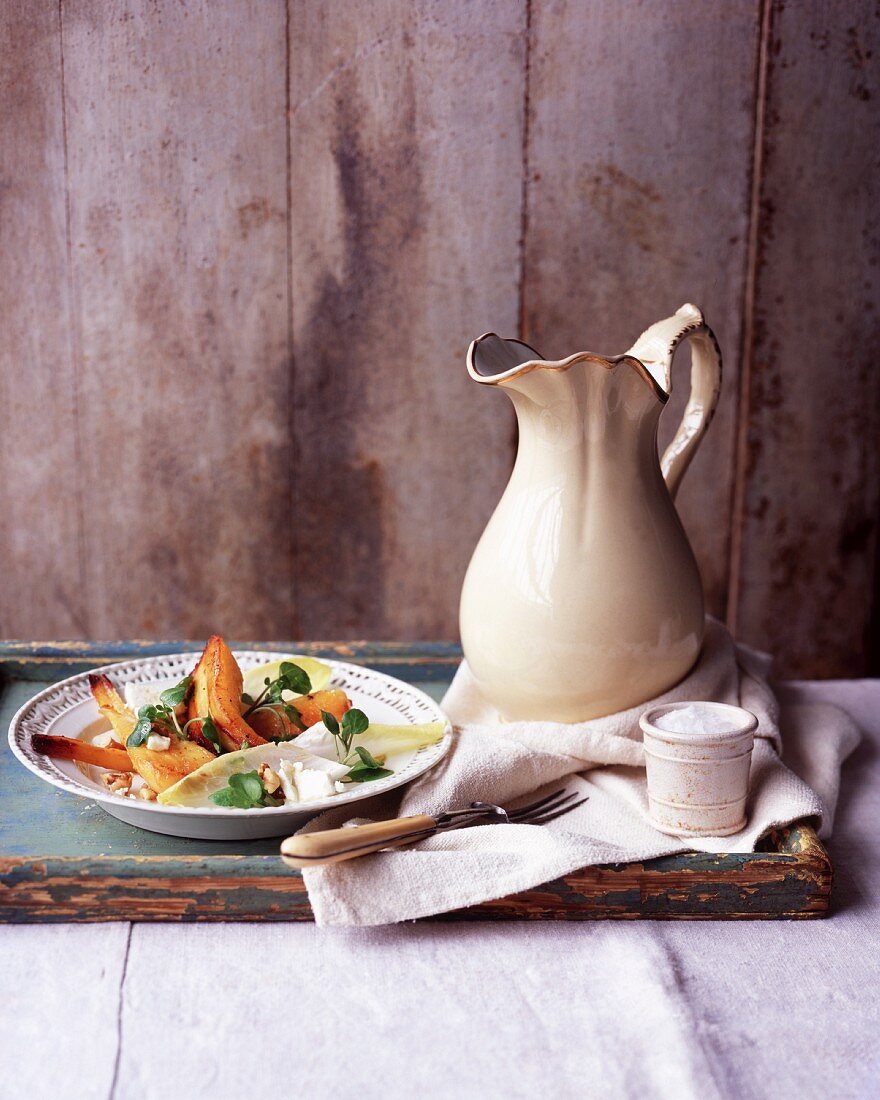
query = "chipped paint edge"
(0, 641, 463, 682)
(0, 821, 832, 923)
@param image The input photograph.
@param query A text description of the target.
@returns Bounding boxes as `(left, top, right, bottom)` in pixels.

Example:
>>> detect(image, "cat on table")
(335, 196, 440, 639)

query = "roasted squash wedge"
(127, 736, 215, 795)
(33, 733, 133, 772)
(89, 673, 213, 793)
(187, 634, 265, 753)
(89, 673, 138, 742)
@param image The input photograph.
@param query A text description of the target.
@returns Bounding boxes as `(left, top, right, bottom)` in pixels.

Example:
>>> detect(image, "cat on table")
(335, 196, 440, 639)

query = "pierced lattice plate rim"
(8, 652, 452, 826)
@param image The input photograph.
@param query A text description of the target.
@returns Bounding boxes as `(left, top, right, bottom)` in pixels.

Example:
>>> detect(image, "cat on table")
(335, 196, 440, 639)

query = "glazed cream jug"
(459, 304, 722, 723)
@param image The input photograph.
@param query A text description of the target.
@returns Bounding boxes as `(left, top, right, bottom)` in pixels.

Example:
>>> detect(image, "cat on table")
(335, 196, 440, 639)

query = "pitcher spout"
(466, 332, 669, 405)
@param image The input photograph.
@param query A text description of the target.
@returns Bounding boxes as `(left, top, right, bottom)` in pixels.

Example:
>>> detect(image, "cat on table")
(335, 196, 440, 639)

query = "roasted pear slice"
(246, 707, 293, 741)
(188, 645, 212, 740)
(33, 733, 132, 772)
(187, 635, 265, 753)
(247, 688, 352, 741)
(89, 673, 213, 793)
(291, 688, 351, 729)
(89, 673, 138, 743)
(128, 735, 215, 795)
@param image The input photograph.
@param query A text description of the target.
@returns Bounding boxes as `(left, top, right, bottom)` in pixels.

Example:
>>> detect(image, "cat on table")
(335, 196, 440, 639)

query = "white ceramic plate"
(8, 652, 452, 840)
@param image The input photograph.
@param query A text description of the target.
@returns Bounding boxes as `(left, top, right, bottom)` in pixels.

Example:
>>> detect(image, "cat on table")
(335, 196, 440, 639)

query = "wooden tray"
(0, 642, 832, 922)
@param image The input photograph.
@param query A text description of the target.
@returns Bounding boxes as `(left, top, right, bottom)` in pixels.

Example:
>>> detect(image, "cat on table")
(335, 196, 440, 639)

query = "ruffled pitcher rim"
(466, 335, 670, 405)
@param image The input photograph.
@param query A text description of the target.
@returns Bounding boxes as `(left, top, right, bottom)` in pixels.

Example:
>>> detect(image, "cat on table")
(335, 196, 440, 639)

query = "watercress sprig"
(320, 707, 368, 758)
(158, 676, 192, 710)
(126, 674, 192, 747)
(242, 662, 312, 735)
(209, 770, 280, 809)
(320, 709, 391, 782)
(200, 715, 222, 754)
(347, 745, 393, 783)
(127, 704, 169, 748)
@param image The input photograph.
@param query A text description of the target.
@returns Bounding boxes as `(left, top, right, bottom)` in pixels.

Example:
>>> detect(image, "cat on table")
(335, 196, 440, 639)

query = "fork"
(279, 788, 588, 868)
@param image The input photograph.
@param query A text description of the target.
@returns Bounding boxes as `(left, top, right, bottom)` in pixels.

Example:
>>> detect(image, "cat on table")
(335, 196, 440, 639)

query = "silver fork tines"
(437, 787, 587, 831)
(522, 796, 589, 825)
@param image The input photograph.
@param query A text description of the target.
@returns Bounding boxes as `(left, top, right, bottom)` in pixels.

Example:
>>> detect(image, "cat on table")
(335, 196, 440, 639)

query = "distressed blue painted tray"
(0, 642, 831, 922)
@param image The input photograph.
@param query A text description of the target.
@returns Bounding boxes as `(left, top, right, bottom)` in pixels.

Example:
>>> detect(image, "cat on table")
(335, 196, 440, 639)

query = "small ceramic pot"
(640, 702, 758, 837)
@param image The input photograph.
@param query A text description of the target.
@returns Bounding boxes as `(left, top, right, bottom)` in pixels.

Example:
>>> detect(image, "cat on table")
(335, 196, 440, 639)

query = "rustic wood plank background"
(1, 0, 878, 676)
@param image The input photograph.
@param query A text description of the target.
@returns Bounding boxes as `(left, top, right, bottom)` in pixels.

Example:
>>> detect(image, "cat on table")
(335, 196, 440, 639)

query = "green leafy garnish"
(354, 745, 382, 769)
(277, 661, 312, 696)
(200, 715, 222, 754)
(126, 674, 193, 748)
(283, 704, 306, 731)
(209, 770, 279, 809)
(126, 708, 155, 748)
(346, 766, 393, 783)
(321, 708, 383, 779)
(158, 675, 192, 709)
(345, 743, 392, 783)
(242, 662, 312, 719)
(346, 764, 394, 783)
(345, 709, 370, 739)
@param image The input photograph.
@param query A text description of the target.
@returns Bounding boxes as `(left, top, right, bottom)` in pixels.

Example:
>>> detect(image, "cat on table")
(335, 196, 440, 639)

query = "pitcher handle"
(625, 303, 722, 499)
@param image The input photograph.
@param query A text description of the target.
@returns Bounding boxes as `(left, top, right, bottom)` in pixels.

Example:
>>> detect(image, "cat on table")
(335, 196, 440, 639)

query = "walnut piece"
(137, 786, 158, 801)
(100, 771, 133, 794)
(259, 763, 282, 796)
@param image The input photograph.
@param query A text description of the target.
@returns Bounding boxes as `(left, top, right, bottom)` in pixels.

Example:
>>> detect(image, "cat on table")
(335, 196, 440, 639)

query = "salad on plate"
(31, 635, 445, 811)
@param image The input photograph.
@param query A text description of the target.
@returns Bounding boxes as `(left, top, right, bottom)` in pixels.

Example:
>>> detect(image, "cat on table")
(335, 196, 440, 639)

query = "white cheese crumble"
(277, 760, 300, 802)
(146, 733, 171, 752)
(92, 731, 118, 749)
(277, 759, 339, 803)
(295, 767, 338, 802)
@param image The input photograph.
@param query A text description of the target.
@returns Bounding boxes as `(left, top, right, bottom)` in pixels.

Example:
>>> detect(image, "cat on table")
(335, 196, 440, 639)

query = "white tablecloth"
(2, 680, 878, 1100)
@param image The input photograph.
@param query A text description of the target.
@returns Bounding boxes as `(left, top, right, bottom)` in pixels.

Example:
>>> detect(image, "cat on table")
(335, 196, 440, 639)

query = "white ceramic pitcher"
(460, 304, 722, 723)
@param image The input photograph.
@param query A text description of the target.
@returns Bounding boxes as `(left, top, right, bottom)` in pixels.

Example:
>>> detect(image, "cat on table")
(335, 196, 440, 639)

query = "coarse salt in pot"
(639, 701, 758, 837)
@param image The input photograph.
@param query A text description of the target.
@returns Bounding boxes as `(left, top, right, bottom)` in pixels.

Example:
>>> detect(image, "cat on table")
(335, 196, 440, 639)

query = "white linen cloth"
(300, 619, 860, 926)
(3, 678, 876, 1100)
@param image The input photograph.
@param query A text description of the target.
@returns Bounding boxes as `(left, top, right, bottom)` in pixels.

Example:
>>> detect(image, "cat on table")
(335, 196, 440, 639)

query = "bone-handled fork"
(279, 788, 588, 868)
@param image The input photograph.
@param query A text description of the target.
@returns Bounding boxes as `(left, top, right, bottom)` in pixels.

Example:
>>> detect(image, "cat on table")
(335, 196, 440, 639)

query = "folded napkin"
(299, 619, 861, 926)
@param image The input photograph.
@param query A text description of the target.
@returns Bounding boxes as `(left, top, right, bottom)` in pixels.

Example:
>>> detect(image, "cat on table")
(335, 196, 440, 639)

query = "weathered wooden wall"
(728, 1, 880, 677)
(1, 0, 878, 676)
